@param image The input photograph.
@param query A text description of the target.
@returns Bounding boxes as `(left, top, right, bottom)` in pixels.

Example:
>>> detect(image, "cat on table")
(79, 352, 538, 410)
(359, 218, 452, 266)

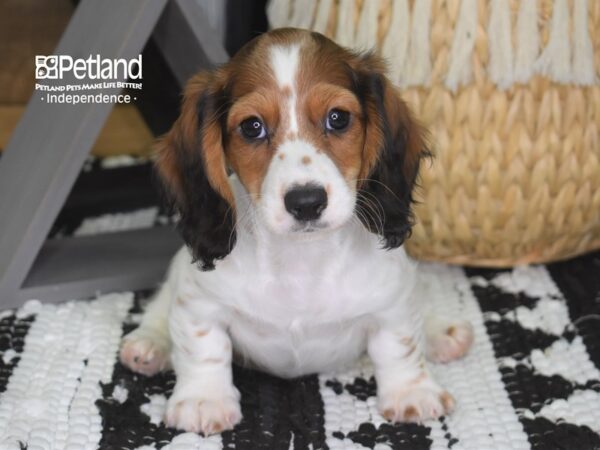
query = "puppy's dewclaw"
(425, 317, 474, 363)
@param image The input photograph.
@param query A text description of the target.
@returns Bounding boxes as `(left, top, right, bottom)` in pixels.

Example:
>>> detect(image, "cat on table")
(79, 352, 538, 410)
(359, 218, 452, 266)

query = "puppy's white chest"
(180, 227, 416, 378)
(221, 248, 409, 377)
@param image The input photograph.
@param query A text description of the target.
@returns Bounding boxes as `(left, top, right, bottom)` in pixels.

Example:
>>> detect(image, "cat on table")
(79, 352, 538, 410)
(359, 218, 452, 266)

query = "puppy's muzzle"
(284, 184, 328, 222)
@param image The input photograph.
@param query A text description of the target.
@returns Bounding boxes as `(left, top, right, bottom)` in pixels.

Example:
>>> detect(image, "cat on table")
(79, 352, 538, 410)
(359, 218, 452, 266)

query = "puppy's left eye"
(240, 117, 267, 140)
(325, 109, 350, 131)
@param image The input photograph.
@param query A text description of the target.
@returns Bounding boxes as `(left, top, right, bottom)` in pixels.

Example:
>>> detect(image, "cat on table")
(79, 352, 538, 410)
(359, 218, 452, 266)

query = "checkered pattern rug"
(0, 157, 598, 449)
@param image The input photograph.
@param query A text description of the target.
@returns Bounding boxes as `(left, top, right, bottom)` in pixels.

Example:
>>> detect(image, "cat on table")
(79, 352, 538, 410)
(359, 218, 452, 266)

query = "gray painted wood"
(0, 0, 168, 306)
(14, 228, 182, 308)
(153, 0, 229, 86)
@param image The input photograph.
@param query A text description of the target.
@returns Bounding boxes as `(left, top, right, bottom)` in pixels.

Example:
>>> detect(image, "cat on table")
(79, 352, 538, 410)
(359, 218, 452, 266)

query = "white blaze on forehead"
(270, 44, 300, 133)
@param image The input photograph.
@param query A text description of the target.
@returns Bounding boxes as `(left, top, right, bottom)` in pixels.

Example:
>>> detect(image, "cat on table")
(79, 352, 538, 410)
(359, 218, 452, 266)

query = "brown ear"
(352, 53, 430, 248)
(156, 71, 235, 270)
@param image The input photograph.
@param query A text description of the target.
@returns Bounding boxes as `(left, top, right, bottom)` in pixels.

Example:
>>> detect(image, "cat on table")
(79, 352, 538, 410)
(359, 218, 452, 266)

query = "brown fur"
(155, 72, 234, 206)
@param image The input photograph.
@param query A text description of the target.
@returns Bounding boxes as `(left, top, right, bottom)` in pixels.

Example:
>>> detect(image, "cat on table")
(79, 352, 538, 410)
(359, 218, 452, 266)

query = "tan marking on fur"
(382, 408, 395, 421)
(281, 85, 292, 97)
(210, 422, 224, 434)
(202, 357, 224, 364)
(447, 326, 457, 337)
(403, 405, 419, 421)
(195, 328, 210, 337)
(440, 392, 455, 412)
(302, 83, 364, 182)
(301, 156, 311, 165)
(226, 89, 281, 197)
(400, 337, 413, 346)
(278, 153, 286, 160)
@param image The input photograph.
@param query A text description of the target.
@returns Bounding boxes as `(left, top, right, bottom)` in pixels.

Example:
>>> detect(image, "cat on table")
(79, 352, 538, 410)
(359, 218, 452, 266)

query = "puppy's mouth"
(291, 221, 328, 233)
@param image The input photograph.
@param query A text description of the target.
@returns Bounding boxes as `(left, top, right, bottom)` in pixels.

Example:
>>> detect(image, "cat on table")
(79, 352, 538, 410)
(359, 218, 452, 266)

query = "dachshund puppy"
(120, 28, 473, 435)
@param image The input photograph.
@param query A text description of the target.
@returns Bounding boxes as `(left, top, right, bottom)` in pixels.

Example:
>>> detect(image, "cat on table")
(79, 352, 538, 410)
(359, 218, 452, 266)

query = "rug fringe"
(445, 0, 478, 92)
(535, 0, 572, 84)
(335, 0, 356, 48)
(312, 0, 333, 34)
(404, 0, 432, 87)
(514, 0, 539, 84)
(382, 0, 410, 85)
(354, 0, 380, 51)
(487, 0, 514, 90)
(266, 0, 292, 29)
(572, 0, 596, 85)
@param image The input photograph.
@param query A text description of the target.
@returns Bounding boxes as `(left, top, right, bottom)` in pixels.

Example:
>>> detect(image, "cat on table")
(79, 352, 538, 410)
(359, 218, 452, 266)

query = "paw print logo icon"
(35, 55, 59, 79)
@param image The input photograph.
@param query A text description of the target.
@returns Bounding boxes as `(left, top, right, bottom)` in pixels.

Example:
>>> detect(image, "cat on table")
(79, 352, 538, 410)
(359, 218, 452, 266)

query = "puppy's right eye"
(240, 117, 266, 140)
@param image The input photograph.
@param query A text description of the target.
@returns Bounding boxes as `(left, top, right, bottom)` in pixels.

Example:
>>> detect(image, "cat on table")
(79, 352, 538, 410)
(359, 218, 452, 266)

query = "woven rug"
(0, 157, 599, 449)
(0, 254, 598, 449)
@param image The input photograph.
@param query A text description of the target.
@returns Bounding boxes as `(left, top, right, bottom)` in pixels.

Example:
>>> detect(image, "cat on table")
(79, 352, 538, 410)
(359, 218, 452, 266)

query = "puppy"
(120, 28, 473, 435)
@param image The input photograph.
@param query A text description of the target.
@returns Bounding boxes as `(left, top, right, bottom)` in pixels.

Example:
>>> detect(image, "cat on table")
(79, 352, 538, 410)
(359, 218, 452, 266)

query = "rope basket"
(268, 0, 600, 266)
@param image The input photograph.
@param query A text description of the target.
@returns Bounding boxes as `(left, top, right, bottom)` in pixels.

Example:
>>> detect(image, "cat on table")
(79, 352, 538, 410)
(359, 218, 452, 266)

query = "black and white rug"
(0, 156, 599, 449)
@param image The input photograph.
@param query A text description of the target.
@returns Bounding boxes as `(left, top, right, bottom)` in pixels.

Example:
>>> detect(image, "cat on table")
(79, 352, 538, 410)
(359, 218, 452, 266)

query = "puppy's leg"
(425, 314, 473, 363)
(165, 300, 241, 435)
(368, 316, 454, 423)
(120, 281, 172, 376)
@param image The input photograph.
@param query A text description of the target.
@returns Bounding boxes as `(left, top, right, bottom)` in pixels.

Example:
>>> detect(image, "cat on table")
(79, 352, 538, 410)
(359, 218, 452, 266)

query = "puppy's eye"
(325, 109, 350, 131)
(240, 117, 266, 140)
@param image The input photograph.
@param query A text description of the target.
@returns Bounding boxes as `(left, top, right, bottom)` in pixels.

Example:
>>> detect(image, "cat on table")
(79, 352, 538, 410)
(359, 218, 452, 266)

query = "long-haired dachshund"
(120, 28, 473, 435)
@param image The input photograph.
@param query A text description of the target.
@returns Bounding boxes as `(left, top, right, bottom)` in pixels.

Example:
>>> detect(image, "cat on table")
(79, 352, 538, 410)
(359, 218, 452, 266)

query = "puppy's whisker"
(356, 195, 384, 237)
(353, 178, 406, 205)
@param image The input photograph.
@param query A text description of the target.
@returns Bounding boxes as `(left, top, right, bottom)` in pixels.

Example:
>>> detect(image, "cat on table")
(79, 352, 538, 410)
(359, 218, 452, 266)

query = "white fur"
(270, 45, 300, 133)
(260, 139, 355, 235)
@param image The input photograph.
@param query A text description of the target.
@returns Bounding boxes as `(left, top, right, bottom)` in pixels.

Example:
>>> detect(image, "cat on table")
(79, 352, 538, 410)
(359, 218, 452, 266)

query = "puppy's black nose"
(284, 185, 328, 221)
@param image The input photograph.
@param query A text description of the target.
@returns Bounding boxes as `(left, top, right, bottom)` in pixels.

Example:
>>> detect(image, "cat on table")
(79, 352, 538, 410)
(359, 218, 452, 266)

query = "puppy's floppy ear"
(156, 71, 234, 270)
(352, 54, 430, 249)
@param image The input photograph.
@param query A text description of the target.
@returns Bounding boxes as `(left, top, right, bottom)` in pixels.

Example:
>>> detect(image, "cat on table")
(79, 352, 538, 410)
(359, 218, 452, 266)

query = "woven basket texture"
(272, 0, 600, 266)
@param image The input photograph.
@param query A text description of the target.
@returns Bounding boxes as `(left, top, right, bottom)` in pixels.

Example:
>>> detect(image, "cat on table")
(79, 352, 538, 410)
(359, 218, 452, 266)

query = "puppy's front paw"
(165, 394, 242, 435)
(378, 381, 454, 423)
(120, 329, 170, 376)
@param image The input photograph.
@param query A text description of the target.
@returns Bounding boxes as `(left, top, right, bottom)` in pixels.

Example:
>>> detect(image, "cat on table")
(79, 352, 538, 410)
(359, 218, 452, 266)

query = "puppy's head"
(157, 28, 429, 270)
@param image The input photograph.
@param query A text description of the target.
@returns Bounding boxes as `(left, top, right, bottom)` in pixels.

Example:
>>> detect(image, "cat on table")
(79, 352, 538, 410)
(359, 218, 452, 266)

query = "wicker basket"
(268, 0, 600, 266)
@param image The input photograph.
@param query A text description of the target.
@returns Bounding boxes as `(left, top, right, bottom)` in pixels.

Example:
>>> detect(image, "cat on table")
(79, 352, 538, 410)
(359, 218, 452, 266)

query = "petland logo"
(35, 55, 142, 80)
(35, 54, 143, 104)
